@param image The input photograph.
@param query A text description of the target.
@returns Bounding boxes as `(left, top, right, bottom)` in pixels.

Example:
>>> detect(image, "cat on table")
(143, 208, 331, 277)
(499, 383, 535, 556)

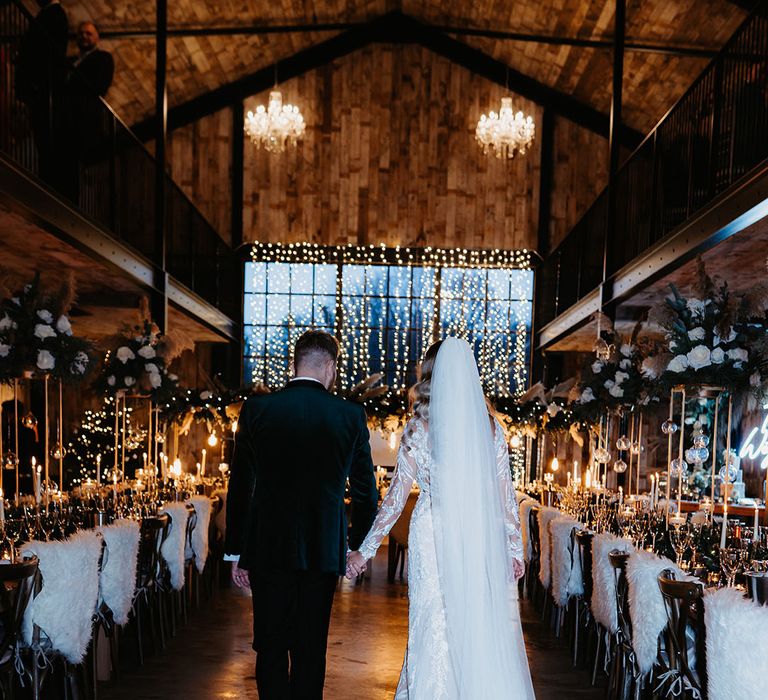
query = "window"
(244, 247, 533, 397)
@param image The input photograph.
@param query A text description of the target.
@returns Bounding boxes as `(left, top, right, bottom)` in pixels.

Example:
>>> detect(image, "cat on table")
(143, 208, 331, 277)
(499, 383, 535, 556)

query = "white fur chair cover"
(626, 549, 680, 675)
(96, 519, 140, 626)
(187, 496, 212, 574)
(22, 530, 102, 664)
(515, 491, 528, 505)
(537, 506, 561, 589)
(519, 499, 536, 562)
(704, 587, 768, 700)
(591, 533, 632, 633)
(550, 516, 584, 607)
(160, 502, 190, 591)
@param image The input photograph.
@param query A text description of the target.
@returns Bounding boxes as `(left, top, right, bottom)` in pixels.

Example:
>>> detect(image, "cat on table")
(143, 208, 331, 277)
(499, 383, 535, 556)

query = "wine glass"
(670, 524, 691, 568)
(720, 546, 744, 588)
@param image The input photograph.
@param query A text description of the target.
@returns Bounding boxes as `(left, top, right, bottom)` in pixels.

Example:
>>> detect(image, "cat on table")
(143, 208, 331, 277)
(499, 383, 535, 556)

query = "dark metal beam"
(132, 12, 644, 148)
(153, 0, 168, 333)
(96, 17, 719, 58)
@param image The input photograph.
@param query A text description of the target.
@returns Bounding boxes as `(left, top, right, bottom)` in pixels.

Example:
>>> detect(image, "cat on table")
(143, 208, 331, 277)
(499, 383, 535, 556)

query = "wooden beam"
(132, 11, 643, 148)
(230, 102, 244, 248)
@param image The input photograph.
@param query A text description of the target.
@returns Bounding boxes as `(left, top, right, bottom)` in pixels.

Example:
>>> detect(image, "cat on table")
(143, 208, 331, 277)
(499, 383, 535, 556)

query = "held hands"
(512, 558, 525, 581)
(346, 551, 367, 580)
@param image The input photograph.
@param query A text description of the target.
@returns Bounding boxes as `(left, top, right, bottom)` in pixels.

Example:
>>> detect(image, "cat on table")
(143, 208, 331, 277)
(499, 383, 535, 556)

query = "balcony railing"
(536, 6, 768, 332)
(0, 0, 238, 321)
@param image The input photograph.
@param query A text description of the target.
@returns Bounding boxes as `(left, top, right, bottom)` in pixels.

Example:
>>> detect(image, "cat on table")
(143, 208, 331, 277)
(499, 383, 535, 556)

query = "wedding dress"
(358, 338, 535, 699)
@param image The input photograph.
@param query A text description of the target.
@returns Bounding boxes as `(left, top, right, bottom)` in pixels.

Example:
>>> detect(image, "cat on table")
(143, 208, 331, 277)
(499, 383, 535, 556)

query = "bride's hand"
(512, 559, 525, 581)
(346, 551, 367, 579)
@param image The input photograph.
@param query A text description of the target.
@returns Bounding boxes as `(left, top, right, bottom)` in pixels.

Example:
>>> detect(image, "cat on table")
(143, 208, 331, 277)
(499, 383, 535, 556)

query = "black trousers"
(250, 568, 338, 700)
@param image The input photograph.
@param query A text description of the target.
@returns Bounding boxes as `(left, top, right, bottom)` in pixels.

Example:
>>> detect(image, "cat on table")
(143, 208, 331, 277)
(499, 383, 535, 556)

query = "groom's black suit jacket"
(225, 380, 378, 577)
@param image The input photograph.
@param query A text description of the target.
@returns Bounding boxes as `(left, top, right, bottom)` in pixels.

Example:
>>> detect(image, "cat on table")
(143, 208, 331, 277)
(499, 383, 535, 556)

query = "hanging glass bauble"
(613, 459, 628, 473)
(693, 434, 710, 449)
(616, 435, 631, 451)
(685, 448, 702, 465)
(670, 458, 688, 477)
(50, 443, 66, 460)
(719, 450, 740, 482)
(21, 412, 37, 429)
(696, 447, 710, 463)
(661, 420, 679, 435)
(2, 451, 18, 470)
(630, 442, 642, 455)
(594, 447, 611, 464)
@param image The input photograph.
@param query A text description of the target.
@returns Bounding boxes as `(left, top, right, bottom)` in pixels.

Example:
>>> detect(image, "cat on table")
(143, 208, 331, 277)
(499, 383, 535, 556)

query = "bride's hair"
(409, 341, 442, 421)
(410, 340, 500, 429)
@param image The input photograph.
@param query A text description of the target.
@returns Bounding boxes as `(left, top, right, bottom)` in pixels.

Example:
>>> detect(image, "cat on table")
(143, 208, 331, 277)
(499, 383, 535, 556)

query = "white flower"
(714, 328, 737, 346)
(546, 403, 561, 417)
(0, 315, 12, 331)
(124, 376, 136, 387)
(148, 372, 162, 389)
(0, 343, 9, 358)
(591, 361, 603, 374)
(750, 372, 761, 388)
(711, 347, 725, 364)
(641, 357, 658, 379)
(144, 362, 159, 375)
(667, 355, 689, 373)
(620, 344, 632, 358)
(138, 345, 156, 359)
(686, 298, 707, 317)
(107, 375, 116, 386)
(71, 351, 89, 374)
(579, 388, 596, 404)
(614, 371, 629, 385)
(727, 348, 748, 363)
(36, 309, 53, 324)
(688, 327, 705, 341)
(620, 359, 632, 370)
(200, 390, 213, 400)
(609, 384, 625, 398)
(34, 323, 55, 340)
(55, 315, 72, 335)
(116, 346, 135, 364)
(36, 349, 55, 370)
(604, 379, 615, 389)
(687, 345, 712, 371)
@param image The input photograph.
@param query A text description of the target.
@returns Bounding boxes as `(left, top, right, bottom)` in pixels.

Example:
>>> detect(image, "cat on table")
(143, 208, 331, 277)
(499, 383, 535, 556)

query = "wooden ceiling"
(57, 0, 748, 133)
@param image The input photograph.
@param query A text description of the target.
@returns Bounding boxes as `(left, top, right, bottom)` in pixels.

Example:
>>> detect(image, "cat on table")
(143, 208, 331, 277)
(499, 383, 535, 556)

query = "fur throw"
(97, 519, 140, 626)
(515, 491, 528, 505)
(160, 502, 190, 591)
(550, 516, 584, 607)
(626, 549, 679, 675)
(187, 496, 212, 573)
(537, 506, 561, 589)
(591, 533, 632, 633)
(704, 587, 768, 700)
(22, 530, 102, 664)
(519, 499, 536, 562)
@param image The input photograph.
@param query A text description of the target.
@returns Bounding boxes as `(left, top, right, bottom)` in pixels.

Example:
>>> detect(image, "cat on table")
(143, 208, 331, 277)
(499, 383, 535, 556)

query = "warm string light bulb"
(207, 433, 218, 447)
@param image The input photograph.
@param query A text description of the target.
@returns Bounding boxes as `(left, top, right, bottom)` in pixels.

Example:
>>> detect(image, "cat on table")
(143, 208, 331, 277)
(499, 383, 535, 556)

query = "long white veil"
(429, 337, 533, 698)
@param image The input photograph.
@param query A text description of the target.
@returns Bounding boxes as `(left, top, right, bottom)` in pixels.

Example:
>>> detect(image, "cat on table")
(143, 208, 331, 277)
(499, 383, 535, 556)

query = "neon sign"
(739, 414, 768, 470)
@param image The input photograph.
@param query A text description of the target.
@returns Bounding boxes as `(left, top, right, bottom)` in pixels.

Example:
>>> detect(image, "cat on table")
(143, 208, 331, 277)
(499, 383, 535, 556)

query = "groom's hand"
(345, 551, 367, 580)
(231, 561, 251, 589)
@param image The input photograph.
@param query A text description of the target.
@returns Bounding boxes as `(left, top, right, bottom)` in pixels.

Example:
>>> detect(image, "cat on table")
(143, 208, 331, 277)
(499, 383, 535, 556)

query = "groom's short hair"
(294, 330, 339, 369)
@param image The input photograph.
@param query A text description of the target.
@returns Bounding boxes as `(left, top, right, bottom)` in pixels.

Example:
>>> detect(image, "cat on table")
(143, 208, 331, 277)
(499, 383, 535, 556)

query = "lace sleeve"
(357, 426, 418, 561)
(495, 421, 524, 568)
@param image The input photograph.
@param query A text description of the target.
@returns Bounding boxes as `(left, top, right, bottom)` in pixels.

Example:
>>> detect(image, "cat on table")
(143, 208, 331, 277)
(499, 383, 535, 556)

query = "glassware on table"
(670, 523, 692, 568)
(720, 546, 746, 588)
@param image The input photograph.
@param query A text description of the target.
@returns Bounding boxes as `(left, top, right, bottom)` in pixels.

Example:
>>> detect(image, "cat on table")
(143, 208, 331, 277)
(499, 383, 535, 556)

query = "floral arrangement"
(162, 385, 261, 435)
(94, 302, 182, 401)
(643, 259, 768, 405)
(0, 272, 93, 383)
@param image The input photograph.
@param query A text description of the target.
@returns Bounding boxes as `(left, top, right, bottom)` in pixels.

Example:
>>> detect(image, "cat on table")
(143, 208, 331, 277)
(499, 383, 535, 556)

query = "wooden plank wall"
(167, 109, 233, 245)
(241, 43, 543, 251)
(549, 115, 609, 251)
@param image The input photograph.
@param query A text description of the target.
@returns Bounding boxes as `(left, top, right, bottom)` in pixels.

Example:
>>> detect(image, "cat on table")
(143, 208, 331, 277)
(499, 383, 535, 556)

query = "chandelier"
(475, 97, 535, 159)
(244, 90, 306, 154)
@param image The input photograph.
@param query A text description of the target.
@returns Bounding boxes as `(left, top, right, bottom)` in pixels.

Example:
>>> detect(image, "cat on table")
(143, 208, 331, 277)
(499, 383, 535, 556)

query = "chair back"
(185, 503, 198, 563)
(529, 506, 541, 560)
(575, 530, 594, 606)
(0, 558, 39, 667)
(609, 550, 632, 640)
(658, 569, 705, 697)
(746, 572, 768, 605)
(137, 514, 170, 589)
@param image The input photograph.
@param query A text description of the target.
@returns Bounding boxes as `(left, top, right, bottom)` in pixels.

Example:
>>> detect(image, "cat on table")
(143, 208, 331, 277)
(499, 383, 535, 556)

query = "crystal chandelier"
(244, 90, 306, 154)
(475, 97, 535, 159)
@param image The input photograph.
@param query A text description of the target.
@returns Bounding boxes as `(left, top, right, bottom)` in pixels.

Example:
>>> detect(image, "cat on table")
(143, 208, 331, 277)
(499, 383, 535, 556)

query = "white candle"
(196, 462, 201, 479)
(142, 452, 148, 468)
(113, 472, 118, 502)
(619, 486, 623, 505)
(35, 465, 41, 505)
(573, 460, 578, 484)
(585, 468, 592, 489)
(201, 448, 207, 475)
(720, 504, 728, 549)
(0, 488, 5, 525)
(96, 454, 101, 484)
(754, 505, 760, 541)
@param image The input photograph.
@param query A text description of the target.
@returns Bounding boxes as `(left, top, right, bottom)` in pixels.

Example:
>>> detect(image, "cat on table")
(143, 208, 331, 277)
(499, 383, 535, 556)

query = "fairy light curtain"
(244, 243, 534, 396)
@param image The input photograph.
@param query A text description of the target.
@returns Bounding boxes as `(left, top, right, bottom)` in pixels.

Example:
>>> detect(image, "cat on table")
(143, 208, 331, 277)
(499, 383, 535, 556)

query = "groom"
(225, 330, 379, 699)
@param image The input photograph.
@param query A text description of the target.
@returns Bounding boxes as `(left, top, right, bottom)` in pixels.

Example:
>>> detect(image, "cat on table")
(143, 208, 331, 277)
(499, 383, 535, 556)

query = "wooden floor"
(102, 548, 602, 699)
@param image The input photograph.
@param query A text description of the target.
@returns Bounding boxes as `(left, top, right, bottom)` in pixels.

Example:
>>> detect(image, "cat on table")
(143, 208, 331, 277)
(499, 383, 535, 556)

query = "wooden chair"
(657, 569, 706, 699)
(573, 529, 594, 670)
(607, 550, 635, 700)
(526, 506, 541, 602)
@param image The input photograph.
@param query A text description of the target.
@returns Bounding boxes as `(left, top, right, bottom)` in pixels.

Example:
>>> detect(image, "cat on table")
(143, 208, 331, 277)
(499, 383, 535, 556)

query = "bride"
(347, 337, 535, 699)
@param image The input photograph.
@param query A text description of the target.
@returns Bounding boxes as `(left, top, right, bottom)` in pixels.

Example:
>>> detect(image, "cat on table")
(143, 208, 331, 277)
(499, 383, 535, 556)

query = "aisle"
(102, 547, 601, 699)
